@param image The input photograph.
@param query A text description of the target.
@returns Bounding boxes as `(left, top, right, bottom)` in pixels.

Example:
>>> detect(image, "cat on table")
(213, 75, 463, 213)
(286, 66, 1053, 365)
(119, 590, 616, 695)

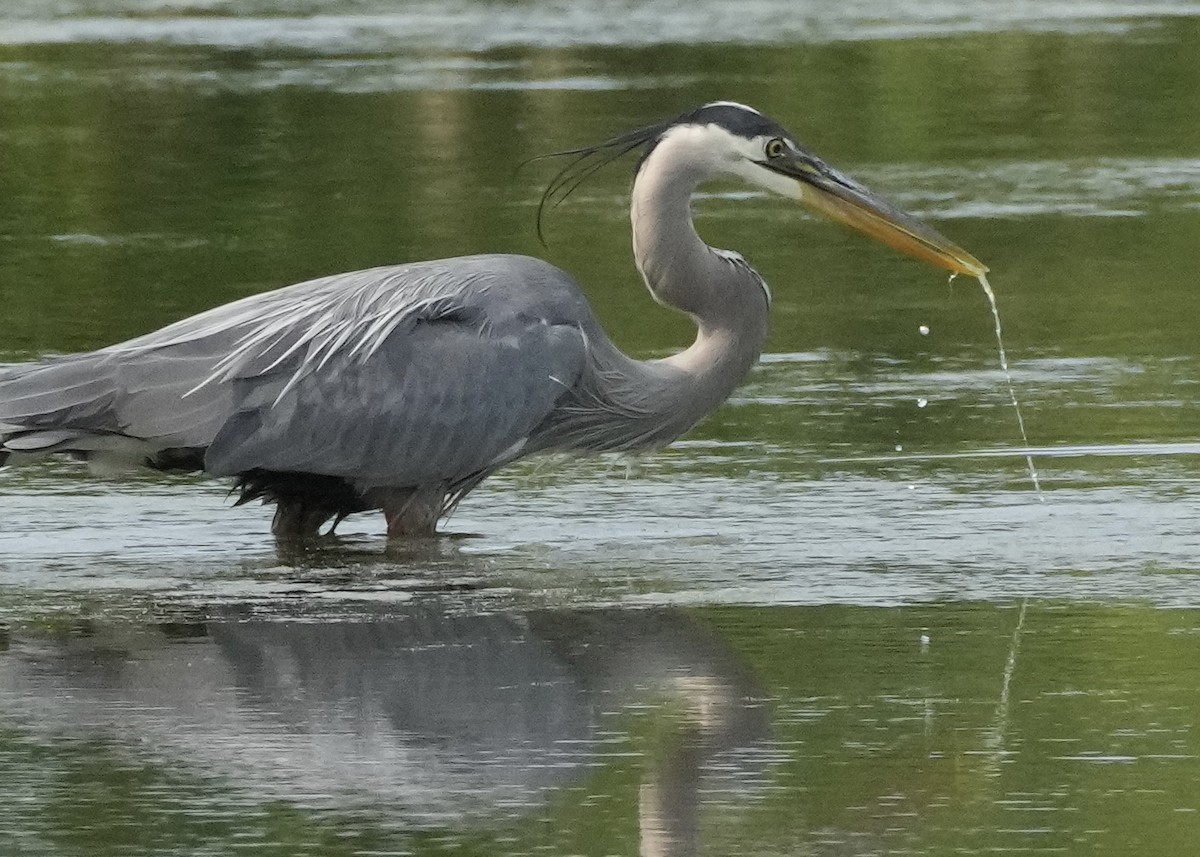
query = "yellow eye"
(765, 138, 786, 158)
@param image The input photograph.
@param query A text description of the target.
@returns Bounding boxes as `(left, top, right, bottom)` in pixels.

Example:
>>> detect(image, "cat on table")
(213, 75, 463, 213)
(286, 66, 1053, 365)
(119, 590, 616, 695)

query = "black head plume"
(673, 102, 785, 141)
(525, 119, 670, 246)
(524, 103, 788, 246)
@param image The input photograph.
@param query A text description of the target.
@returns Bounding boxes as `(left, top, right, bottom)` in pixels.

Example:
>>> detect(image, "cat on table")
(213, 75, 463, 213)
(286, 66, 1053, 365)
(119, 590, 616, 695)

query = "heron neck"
(629, 149, 770, 423)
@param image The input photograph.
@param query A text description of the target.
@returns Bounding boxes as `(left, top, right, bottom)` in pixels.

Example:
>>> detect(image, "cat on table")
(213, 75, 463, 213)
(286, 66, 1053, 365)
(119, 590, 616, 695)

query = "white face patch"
(724, 134, 805, 200)
(643, 122, 803, 201)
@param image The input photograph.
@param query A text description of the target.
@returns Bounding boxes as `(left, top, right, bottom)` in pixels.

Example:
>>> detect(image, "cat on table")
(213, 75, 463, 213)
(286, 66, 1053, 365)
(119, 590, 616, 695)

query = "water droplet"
(917, 397, 928, 408)
(918, 324, 930, 336)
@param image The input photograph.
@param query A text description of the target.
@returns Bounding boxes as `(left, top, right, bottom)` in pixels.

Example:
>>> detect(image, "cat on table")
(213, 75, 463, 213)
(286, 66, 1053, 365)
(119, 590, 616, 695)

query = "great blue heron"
(0, 102, 985, 539)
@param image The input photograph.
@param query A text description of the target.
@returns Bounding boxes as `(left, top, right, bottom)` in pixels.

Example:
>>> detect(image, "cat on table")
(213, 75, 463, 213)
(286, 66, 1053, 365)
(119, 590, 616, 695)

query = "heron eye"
(765, 138, 786, 159)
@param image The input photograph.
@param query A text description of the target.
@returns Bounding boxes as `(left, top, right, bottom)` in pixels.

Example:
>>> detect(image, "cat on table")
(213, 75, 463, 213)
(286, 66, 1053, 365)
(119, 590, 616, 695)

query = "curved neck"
(536, 136, 775, 455)
(629, 139, 770, 421)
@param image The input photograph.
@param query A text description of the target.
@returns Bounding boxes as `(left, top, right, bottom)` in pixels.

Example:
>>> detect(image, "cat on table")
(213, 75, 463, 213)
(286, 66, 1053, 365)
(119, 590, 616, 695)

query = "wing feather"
(1, 255, 597, 487)
(204, 308, 587, 490)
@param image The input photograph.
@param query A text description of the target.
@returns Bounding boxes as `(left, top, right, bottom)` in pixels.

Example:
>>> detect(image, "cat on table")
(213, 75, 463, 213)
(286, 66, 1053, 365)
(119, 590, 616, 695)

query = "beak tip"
(959, 257, 989, 277)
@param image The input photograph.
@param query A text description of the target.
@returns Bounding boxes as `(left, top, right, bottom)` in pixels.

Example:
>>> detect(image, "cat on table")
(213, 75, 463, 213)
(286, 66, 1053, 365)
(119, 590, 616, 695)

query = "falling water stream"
(976, 271, 1037, 772)
(975, 273, 1043, 500)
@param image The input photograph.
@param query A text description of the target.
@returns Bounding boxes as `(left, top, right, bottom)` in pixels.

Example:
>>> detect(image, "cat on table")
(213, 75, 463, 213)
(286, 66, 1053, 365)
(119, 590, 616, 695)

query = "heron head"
(538, 102, 986, 277)
(652, 102, 987, 277)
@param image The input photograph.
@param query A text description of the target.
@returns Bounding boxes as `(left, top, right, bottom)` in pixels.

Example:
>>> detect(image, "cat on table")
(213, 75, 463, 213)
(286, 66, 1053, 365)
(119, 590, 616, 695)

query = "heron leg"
(270, 501, 334, 540)
(377, 485, 446, 538)
(233, 469, 368, 540)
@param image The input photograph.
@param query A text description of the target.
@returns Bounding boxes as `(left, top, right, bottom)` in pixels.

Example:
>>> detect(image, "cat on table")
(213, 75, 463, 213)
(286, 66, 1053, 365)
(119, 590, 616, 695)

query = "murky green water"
(1, 2, 1199, 855)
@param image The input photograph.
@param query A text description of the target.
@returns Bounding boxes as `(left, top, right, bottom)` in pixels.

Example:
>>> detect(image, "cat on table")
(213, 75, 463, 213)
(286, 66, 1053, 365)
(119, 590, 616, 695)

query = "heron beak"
(766, 150, 988, 277)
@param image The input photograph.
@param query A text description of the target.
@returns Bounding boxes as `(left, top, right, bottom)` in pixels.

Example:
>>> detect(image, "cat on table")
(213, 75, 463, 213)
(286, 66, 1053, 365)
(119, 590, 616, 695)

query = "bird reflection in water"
(0, 604, 772, 855)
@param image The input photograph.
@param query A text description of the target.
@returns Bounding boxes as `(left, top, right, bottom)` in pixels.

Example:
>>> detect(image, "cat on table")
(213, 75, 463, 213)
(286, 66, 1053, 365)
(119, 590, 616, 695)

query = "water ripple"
(2, 0, 1198, 52)
(865, 158, 1200, 219)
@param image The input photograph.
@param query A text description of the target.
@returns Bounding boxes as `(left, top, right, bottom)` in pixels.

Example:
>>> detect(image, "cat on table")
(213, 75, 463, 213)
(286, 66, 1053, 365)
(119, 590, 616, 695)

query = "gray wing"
(0, 254, 592, 486)
(0, 338, 241, 458)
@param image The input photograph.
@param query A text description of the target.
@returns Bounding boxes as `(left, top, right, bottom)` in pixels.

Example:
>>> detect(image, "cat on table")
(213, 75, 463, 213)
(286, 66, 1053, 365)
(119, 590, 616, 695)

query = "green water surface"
(1, 2, 1199, 855)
